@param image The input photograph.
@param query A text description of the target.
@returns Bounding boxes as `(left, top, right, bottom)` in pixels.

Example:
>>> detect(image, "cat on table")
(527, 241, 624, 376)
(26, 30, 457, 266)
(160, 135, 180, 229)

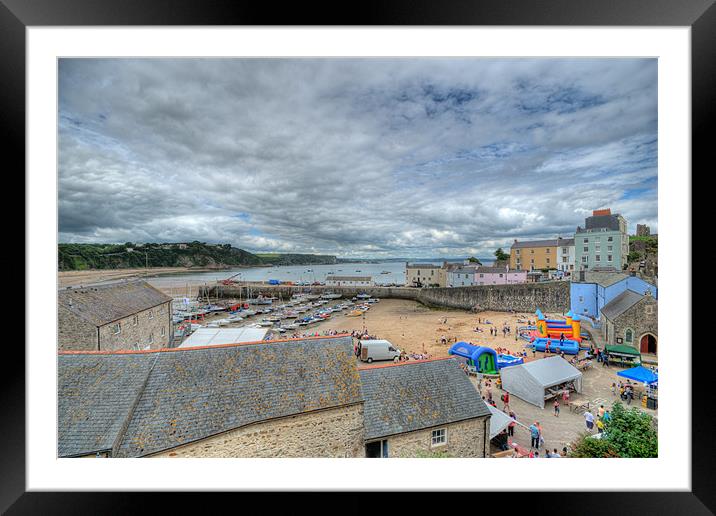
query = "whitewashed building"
(325, 275, 373, 287)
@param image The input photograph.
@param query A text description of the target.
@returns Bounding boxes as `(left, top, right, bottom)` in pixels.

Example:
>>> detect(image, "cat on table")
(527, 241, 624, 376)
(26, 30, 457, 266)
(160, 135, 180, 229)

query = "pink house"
(474, 266, 527, 285)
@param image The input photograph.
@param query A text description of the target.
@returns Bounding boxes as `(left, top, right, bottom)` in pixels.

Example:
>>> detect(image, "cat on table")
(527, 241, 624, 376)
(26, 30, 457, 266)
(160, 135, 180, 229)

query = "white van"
(358, 339, 401, 363)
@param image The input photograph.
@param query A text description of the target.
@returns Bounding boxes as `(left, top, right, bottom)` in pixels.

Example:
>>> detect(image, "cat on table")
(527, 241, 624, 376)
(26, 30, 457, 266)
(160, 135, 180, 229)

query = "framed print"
(4, 0, 713, 513)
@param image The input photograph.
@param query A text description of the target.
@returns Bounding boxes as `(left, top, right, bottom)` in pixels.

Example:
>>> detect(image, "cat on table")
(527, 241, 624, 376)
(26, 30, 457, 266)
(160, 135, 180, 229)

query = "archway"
(639, 333, 657, 354)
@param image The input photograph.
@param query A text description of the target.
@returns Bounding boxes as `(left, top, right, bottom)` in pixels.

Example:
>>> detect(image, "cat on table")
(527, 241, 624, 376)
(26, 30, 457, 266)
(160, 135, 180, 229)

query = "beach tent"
(487, 404, 514, 439)
(617, 365, 658, 385)
(500, 356, 583, 408)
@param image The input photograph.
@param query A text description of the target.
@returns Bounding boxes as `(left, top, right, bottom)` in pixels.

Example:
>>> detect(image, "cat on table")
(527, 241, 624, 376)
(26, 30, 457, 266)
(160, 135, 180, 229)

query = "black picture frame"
(3, 0, 710, 513)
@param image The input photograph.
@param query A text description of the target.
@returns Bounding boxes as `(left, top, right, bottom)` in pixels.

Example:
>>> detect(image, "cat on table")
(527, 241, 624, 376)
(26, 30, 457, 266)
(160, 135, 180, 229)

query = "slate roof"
(579, 271, 629, 287)
(406, 263, 442, 269)
(511, 238, 572, 249)
(328, 276, 372, 282)
(58, 336, 363, 458)
(58, 353, 157, 457)
(359, 358, 490, 441)
(58, 280, 172, 327)
(601, 290, 648, 320)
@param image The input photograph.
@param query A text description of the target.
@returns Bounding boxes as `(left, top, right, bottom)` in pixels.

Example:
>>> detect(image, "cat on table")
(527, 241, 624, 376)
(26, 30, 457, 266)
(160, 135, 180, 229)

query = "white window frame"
(132, 315, 139, 326)
(161, 327, 166, 337)
(148, 309, 154, 320)
(112, 323, 121, 335)
(431, 428, 447, 447)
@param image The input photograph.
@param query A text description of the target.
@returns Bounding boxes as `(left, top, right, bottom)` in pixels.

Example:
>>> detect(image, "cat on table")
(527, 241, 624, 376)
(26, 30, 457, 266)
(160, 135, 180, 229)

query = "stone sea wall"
(204, 281, 570, 313)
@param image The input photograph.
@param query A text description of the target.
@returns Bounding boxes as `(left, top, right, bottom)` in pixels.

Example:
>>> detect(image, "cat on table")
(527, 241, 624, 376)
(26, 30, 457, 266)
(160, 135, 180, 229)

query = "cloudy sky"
(58, 58, 657, 259)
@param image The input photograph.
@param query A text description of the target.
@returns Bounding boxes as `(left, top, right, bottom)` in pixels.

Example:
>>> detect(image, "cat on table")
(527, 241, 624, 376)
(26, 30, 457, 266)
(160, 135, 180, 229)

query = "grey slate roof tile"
(58, 353, 156, 457)
(359, 359, 490, 441)
(58, 280, 172, 327)
(58, 336, 362, 457)
(601, 290, 647, 320)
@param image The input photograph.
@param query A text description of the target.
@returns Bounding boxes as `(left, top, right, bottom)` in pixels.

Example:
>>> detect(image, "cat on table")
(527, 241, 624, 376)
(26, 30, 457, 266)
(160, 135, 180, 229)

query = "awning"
(487, 404, 514, 439)
(617, 365, 658, 385)
(606, 345, 641, 356)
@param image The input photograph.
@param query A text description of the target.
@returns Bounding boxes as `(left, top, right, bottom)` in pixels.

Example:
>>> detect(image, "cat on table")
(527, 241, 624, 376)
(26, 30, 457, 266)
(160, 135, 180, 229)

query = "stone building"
(636, 224, 651, 237)
(58, 280, 173, 352)
(58, 336, 491, 458)
(359, 358, 491, 458)
(600, 290, 658, 355)
(58, 336, 365, 458)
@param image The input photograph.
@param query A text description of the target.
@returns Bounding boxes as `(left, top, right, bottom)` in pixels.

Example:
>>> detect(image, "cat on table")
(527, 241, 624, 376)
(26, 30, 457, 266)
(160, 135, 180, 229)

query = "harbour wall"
(202, 281, 570, 313)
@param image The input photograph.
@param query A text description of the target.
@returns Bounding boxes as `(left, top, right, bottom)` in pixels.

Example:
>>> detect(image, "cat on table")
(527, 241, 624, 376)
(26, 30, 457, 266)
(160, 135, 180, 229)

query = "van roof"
(359, 339, 392, 345)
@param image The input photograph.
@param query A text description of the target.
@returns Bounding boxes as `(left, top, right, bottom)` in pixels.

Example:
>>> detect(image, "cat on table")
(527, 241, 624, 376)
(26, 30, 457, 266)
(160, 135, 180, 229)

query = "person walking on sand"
(553, 399, 560, 417)
(584, 410, 595, 432)
(508, 411, 517, 437)
(529, 422, 540, 449)
(502, 391, 510, 412)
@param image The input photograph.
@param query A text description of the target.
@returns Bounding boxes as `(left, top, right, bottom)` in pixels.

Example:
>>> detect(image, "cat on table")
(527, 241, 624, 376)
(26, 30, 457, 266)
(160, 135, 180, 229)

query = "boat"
(321, 293, 342, 300)
(356, 294, 371, 299)
(346, 310, 363, 317)
(381, 271, 390, 274)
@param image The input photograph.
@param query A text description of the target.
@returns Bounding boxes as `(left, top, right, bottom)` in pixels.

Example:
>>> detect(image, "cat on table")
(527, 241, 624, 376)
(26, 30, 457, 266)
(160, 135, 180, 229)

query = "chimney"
(593, 208, 611, 216)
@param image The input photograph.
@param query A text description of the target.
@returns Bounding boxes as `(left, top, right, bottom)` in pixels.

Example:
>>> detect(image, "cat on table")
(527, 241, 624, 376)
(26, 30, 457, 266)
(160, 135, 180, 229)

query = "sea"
(147, 260, 445, 291)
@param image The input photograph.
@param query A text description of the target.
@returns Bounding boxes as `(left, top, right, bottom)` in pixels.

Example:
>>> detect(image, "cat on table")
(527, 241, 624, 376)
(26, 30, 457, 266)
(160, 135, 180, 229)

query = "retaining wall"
(203, 281, 570, 313)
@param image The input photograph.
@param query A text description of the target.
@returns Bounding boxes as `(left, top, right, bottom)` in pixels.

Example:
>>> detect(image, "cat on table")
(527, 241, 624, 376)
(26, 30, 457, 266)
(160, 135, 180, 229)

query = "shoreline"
(58, 266, 239, 288)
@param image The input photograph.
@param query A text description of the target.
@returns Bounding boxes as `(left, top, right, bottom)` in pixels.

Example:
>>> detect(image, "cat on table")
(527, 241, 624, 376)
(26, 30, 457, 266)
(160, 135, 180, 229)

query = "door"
(640, 334, 657, 354)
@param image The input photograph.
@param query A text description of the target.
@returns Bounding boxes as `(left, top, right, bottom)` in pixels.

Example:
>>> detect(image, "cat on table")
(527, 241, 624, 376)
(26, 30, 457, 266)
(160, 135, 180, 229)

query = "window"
(530, 250, 534, 254)
(479, 274, 484, 278)
(582, 256, 587, 263)
(607, 245, 613, 252)
(546, 258, 550, 264)
(607, 236, 613, 242)
(546, 248, 550, 253)
(499, 274, 503, 277)
(112, 323, 121, 335)
(516, 249, 521, 255)
(161, 327, 166, 337)
(148, 310, 154, 320)
(584, 238, 589, 243)
(583, 247, 588, 252)
(607, 255, 613, 262)
(578, 296, 584, 302)
(132, 315, 138, 326)
(431, 428, 447, 446)
(149, 333, 154, 344)
(595, 255, 601, 262)
(625, 329, 633, 343)
(645, 306, 654, 315)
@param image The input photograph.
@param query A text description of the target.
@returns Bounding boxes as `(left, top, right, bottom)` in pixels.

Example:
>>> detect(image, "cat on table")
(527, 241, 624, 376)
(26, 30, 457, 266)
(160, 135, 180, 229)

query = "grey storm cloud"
(58, 58, 658, 258)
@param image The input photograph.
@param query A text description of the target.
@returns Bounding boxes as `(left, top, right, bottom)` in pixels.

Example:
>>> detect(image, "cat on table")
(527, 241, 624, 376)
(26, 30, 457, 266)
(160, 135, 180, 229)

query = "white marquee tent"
(500, 356, 583, 408)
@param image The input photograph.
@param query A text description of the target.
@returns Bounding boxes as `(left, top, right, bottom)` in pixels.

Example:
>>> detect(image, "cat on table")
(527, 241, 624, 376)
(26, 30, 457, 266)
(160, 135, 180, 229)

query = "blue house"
(570, 271, 657, 321)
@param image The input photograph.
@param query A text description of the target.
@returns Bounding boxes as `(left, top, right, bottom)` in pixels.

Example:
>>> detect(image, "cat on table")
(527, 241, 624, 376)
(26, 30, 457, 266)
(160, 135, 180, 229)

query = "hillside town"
(57, 207, 658, 459)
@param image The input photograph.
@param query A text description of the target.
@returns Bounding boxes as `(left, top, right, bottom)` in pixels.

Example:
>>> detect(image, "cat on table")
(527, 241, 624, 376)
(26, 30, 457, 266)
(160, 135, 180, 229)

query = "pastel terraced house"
(474, 266, 527, 285)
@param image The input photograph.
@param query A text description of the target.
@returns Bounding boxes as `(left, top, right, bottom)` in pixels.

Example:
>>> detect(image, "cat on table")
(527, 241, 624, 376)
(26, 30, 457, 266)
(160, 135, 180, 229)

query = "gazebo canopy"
(617, 366, 658, 385)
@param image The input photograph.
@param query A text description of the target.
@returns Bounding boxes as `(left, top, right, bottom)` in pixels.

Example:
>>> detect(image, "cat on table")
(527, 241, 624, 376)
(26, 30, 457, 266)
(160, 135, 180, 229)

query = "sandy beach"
(58, 267, 225, 289)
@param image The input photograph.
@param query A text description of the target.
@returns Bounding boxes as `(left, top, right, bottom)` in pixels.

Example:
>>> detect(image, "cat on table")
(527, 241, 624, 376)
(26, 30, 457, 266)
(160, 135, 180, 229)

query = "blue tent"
(617, 366, 658, 385)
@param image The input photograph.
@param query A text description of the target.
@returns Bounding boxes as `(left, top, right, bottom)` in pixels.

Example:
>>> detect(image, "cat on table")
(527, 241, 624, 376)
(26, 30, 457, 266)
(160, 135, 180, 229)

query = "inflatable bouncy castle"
(449, 342, 524, 374)
(530, 309, 581, 355)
